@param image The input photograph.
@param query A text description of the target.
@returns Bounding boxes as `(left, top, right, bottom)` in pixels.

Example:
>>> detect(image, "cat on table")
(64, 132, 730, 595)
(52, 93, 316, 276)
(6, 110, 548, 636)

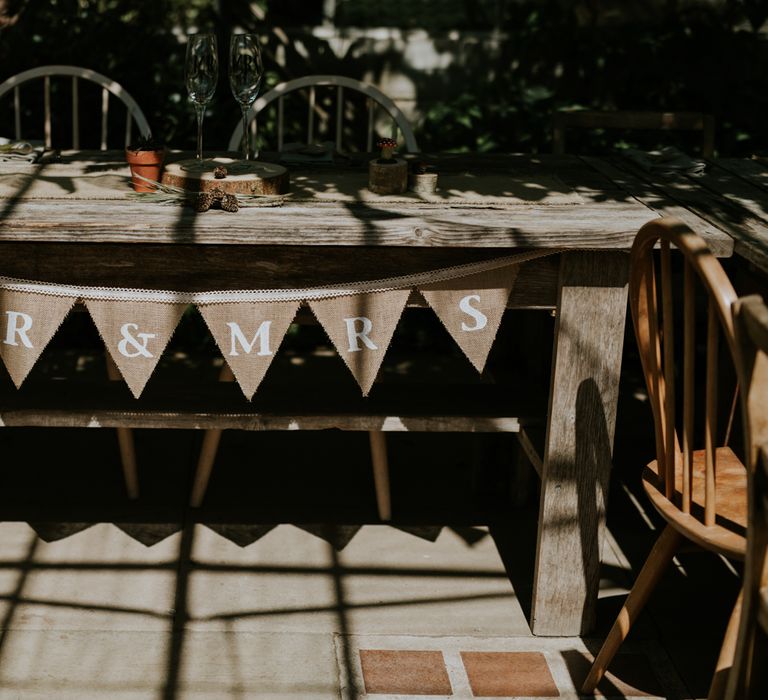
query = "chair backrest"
(228, 75, 419, 154)
(727, 294, 768, 699)
(553, 110, 715, 158)
(630, 218, 738, 524)
(0, 65, 151, 150)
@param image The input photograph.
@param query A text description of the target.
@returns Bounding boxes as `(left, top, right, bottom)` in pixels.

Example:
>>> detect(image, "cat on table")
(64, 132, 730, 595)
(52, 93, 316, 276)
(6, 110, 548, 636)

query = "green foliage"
(0, 1, 766, 156)
(416, 1, 768, 156)
(335, 0, 502, 31)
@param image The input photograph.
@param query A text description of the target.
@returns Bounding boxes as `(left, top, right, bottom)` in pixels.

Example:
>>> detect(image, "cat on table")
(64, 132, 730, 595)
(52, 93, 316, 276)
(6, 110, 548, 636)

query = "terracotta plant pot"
(125, 147, 166, 192)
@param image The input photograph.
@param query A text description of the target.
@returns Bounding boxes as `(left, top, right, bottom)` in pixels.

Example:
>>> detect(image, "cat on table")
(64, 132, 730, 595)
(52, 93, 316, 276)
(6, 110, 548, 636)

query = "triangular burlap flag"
(419, 265, 520, 372)
(0, 290, 75, 388)
(198, 301, 299, 399)
(85, 300, 187, 398)
(310, 289, 410, 395)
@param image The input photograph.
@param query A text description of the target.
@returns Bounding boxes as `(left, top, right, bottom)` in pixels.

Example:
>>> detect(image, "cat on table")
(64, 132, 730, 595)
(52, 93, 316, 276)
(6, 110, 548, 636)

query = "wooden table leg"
(531, 251, 629, 636)
(190, 363, 235, 508)
(106, 353, 139, 499)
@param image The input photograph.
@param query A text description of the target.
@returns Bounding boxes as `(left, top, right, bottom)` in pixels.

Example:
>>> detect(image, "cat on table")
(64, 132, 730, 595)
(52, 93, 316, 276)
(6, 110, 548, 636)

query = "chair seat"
(643, 446, 747, 559)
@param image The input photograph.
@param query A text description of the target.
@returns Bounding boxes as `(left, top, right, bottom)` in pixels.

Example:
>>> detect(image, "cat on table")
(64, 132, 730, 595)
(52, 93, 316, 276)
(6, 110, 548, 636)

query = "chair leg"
(581, 523, 683, 694)
(709, 589, 743, 700)
(106, 354, 139, 499)
(190, 364, 235, 507)
(368, 431, 391, 521)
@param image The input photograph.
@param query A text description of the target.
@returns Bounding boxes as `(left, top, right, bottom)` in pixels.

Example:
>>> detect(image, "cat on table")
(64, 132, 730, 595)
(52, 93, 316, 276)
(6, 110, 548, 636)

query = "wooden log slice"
(162, 158, 289, 195)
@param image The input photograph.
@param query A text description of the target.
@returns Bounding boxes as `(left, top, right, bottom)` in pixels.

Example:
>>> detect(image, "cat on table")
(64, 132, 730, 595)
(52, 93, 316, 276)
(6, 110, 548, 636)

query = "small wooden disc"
(162, 158, 289, 195)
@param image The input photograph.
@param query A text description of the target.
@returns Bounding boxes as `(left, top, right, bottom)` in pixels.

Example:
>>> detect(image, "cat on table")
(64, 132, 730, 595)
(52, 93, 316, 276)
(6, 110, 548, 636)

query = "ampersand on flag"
(117, 323, 157, 358)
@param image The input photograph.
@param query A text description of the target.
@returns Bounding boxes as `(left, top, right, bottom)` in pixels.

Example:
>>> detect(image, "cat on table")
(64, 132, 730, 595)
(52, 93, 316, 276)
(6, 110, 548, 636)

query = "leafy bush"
(0, 1, 765, 155)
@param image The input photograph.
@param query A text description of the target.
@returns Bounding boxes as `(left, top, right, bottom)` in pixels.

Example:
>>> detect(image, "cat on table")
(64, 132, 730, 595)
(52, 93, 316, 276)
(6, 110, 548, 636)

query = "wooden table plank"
(687, 160, 768, 272)
(0, 199, 658, 248)
(715, 157, 768, 194)
(610, 157, 768, 271)
(581, 156, 733, 257)
(0, 152, 664, 248)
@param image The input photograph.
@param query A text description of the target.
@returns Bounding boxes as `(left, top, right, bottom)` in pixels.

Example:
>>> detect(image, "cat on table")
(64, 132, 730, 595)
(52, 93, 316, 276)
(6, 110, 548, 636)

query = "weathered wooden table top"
(2, 151, 764, 257)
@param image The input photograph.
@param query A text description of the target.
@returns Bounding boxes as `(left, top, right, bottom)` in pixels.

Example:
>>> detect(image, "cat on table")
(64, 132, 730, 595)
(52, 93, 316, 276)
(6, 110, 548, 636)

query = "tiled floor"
(340, 635, 685, 699)
(0, 334, 740, 698)
(0, 515, 729, 698)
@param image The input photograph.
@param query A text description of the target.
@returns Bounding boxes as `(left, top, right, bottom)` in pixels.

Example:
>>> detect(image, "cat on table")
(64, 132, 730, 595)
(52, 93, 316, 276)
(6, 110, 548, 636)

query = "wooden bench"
(553, 110, 715, 157)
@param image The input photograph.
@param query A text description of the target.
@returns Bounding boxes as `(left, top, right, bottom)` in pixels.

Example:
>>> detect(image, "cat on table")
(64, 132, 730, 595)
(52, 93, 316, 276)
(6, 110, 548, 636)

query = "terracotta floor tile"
(563, 650, 662, 697)
(460, 651, 560, 697)
(359, 649, 452, 696)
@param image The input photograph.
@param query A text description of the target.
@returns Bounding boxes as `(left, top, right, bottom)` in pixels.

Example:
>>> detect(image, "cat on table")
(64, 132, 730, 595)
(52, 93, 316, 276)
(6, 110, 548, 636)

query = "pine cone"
(209, 186, 225, 202)
(213, 165, 227, 179)
(194, 192, 214, 212)
(221, 194, 239, 213)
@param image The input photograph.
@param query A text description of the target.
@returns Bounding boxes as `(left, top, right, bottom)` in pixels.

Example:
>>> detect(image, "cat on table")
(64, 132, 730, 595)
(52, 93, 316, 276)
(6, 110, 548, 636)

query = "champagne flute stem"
(195, 104, 205, 160)
(241, 105, 250, 160)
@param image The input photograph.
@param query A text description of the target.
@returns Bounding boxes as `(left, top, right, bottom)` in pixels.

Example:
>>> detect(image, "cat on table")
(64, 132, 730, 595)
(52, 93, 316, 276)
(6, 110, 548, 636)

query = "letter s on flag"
(459, 294, 488, 332)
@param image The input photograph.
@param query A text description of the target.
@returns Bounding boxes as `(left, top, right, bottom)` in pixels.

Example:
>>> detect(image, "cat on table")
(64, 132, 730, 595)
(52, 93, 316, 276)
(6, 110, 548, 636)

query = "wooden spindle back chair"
(552, 110, 715, 158)
(227, 75, 419, 154)
(0, 66, 148, 498)
(0, 65, 151, 149)
(635, 221, 744, 552)
(725, 295, 768, 699)
(582, 218, 748, 698)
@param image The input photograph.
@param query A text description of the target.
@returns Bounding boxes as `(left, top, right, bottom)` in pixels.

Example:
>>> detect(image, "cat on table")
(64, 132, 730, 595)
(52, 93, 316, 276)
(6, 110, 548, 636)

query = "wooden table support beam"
(531, 250, 629, 636)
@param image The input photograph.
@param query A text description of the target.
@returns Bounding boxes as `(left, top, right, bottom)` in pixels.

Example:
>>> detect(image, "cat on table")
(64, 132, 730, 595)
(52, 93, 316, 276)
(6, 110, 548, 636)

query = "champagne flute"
(185, 33, 218, 161)
(229, 33, 263, 160)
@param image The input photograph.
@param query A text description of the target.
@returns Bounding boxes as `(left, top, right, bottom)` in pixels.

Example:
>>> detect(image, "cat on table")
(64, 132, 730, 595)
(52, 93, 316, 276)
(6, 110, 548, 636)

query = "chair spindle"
(71, 77, 80, 149)
(706, 299, 719, 526)
(683, 260, 695, 513)
(44, 76, 51, 148)
(644, 253, 666, 481)
(307, 86, 315, 145)
(100, 87, 109, 150)
(124, 113, 132, 149)
(661, 240, 677, 499)
(13, 85, 21, 140)
(367, 97, 374, 152)
(335, 85, 343, 153)
(250, 113, 257, 150)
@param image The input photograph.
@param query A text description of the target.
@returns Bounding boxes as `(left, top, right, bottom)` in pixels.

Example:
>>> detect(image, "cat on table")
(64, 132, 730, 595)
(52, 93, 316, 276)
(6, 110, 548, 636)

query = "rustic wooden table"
(1, 151, 763, 637)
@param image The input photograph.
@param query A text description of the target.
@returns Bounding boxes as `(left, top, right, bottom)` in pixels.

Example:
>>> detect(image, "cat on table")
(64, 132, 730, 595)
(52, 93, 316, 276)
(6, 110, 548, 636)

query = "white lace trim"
(0, 249, 560, 303)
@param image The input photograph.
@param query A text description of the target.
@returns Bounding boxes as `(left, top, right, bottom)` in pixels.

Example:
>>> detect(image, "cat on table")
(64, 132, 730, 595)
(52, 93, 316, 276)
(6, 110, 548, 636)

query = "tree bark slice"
(162, 158, 289, 195)
(368, 157, 408, 194)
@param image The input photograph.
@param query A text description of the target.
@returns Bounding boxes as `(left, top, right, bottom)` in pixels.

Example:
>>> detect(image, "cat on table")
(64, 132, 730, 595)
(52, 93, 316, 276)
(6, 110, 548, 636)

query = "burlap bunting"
(419, 264, 520, 372)
(85, 300, 188, 398)
(0, 290, 75, 387)
(199, 301, 299, 399)
(310, 290, 411, 395)
(0, 253, 543, 397)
